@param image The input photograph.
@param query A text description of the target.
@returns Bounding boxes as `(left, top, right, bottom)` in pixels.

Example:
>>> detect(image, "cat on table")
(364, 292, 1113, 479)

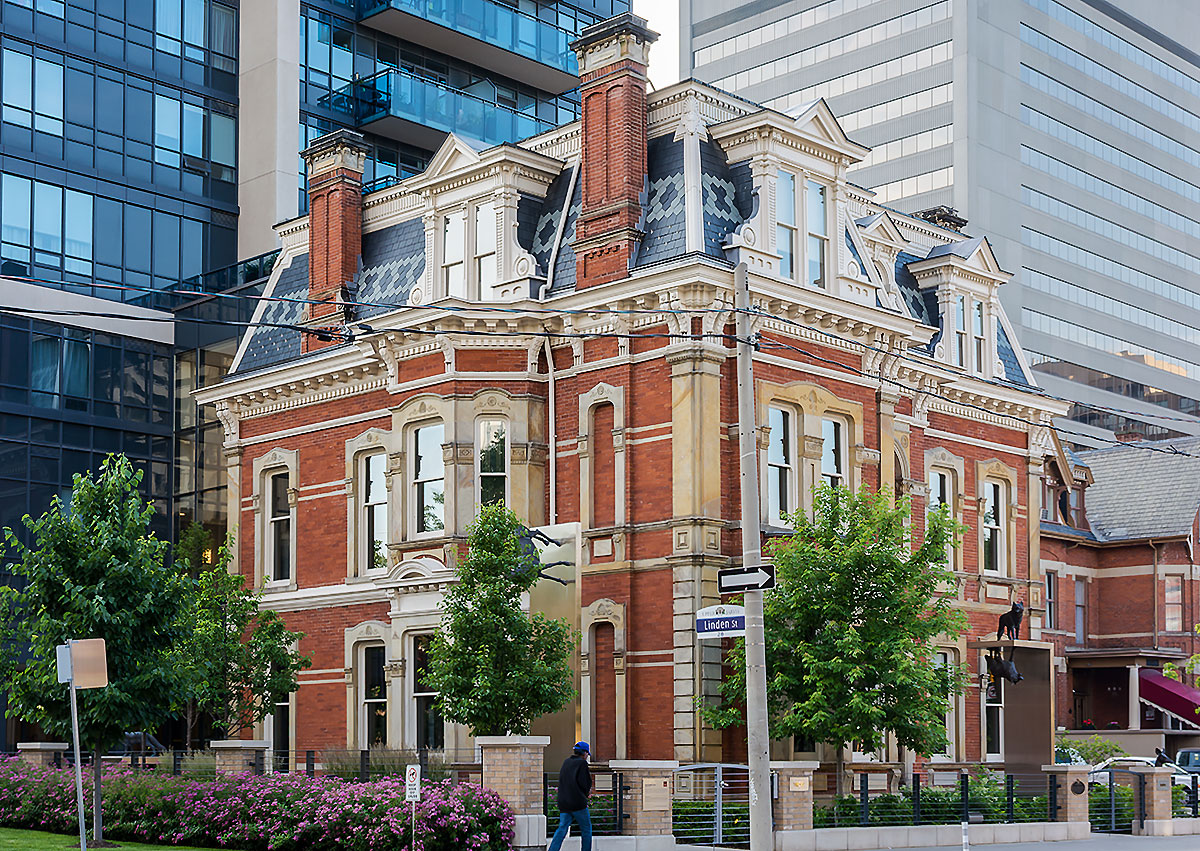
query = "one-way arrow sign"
(718, 563, 775, 594)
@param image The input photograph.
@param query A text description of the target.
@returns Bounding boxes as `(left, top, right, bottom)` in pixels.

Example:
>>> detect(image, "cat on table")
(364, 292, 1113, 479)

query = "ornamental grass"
(0, 756, 513, 850)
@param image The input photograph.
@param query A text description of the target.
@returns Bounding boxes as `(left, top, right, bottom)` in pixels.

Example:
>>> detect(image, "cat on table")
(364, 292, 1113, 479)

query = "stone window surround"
(757, 381, 865, 522)
(251, 447, 299, 592)
(343, 620, 395, 750)
(390, 390, 545, 544)
(577, 382, 627, 533)
(976, 458, 1020, 578)
(925, 446, 966, 573)
(345, 428, 396, 582)
(929, 646, 962, 763)
(475, 415, 511, 509)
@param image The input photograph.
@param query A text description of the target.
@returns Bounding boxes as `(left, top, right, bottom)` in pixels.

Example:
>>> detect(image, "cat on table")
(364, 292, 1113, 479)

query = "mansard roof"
(229, 82, 1034, 389)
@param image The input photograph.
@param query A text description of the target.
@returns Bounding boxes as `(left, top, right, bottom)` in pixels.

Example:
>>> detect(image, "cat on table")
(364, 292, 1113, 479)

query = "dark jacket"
(556, 753, 592, 813)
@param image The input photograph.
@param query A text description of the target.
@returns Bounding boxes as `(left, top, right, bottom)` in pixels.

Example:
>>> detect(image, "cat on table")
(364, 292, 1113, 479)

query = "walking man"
(549, 741, 592, 851)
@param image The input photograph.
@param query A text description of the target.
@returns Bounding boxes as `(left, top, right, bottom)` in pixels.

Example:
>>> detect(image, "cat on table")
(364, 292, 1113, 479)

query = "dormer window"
(440, 201, 499, 300)
(806, 180, 827, 288)
(972, 301, 986, 373)
(443, 211, 466, 298)
(776, 171, 829, 288)
(954, 295, 968, 368)
(949, 294, 990, 376)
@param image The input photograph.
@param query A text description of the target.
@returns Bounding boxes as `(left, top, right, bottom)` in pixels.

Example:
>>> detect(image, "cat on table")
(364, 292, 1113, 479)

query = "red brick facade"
(198, 14, 1069, 772)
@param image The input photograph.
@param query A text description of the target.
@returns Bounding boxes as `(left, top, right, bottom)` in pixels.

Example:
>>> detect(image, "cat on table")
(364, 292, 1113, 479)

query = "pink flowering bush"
(0, 756, 513, 850)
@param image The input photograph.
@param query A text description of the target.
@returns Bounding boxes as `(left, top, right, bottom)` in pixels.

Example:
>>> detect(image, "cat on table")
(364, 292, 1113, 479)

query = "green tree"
(705, 485, 967, 791)
(186, 540, 311, 740)
(176, 521, 214, 579)
(426, 504, 574, 736)
(1057, 732, 1126, 765)
(0, 455, 192, 845)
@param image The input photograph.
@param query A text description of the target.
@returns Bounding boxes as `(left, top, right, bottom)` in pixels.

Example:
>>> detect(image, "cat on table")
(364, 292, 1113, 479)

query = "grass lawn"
(0, 827, 220, 850)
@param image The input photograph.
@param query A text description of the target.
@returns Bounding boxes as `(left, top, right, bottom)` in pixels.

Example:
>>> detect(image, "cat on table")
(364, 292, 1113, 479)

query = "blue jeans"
(548, 807, 592, 851)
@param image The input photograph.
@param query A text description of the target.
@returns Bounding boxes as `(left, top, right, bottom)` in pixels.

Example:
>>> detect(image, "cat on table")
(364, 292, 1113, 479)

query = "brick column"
(1043, 765, 1091, 825)
(771, 760, 818, 832)
(16, 742, 68, 767)
(1135, 766, 1176, 836)
(478, 735, 549, 849)
(210, 739, 268, 774)
(610, 760, 678, 846)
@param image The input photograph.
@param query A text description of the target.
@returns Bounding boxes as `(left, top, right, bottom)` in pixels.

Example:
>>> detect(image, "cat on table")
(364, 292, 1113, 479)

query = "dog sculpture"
(997, 601, 1024, 640)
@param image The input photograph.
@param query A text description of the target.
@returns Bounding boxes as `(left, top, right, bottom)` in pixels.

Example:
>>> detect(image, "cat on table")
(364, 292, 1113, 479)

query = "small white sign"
(696, 604, 746, 640)
(56, 644, 72, 683)
(405, 764, 421, 802)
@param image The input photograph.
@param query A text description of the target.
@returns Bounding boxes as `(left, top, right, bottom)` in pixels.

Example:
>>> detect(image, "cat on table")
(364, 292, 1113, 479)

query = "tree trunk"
(92, 752, 104, 845)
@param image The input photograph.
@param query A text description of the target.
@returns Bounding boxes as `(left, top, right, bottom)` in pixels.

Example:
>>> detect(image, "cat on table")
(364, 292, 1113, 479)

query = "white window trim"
(475, 417, 509, 509)
(820, 416, 848, 489)
(441, 208, 466, 298)
(410, 420, 446, 540)
(1045, 571, 1058, 631)
(765, 404, 797, 528)
(981, 479, 1007, 576)
(1165, 574, 1184, 632)
(410, 633, 445, 752)
(251, 447, 298, 591)
(773, 169, 831, 289)
(359, 642, 389, 750)
(345, 428, 394, 580)
(438, 199, 499, 301)
(984, 655, 1004, 762)
(805, 177, 829, 289)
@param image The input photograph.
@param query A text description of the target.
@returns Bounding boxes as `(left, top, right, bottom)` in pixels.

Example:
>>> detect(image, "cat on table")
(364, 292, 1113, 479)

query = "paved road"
(905, 836, 1200, 851)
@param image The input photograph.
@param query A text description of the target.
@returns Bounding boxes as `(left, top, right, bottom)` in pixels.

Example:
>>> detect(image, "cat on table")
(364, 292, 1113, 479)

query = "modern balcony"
(356, 0, 579, 94)
(319, 69, 554, 151)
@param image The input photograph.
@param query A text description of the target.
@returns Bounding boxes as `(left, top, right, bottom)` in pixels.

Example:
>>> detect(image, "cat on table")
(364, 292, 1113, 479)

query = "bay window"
(413, 424, 445, 535)
(821, 417, 845, 488)
(806, 179, 827, 288)
(478, 419, 507, 507)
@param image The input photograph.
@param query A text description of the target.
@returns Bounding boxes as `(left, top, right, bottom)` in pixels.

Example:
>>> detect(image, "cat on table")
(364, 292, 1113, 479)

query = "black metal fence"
(1087, 768, 1145, 834)
(673, 764, 751, 848)
(1177, 775, 1200, 819)
(544, 768, 624, 837)
(812, 769, 1058, 828)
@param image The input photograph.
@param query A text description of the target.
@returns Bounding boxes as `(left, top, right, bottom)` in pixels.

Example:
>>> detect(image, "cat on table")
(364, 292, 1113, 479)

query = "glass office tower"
(685, 0, 1200, 445)
(0, 0, 240, 306)
(239, 0, 630, 256)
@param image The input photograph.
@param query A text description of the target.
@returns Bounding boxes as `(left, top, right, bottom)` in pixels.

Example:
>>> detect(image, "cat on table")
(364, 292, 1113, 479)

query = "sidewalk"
(905, 835, 1200, 851)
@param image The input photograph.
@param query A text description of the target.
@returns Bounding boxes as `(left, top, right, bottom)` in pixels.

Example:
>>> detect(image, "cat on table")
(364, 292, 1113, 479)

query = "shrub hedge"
(0, 756, 512, 851)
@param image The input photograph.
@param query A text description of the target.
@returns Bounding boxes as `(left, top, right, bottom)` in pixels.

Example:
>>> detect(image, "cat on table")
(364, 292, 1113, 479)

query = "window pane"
(415, 424, 443, 480)
(807, 234, 825, 287)
(821, 418, 842, 479)
(479, 420, 505, 474)
(62, 339, 89, 400)
(417, 481, 444, 532)
(777, 171, 795, 225)
(33, 183, 62, 254)
(475, 201, 495, 254)
(31, 335, 59, 405)
(768, 407, 789, 465)
(270, 472, 289, 517)
(272, 517, 290, 580)
(363, 645, 386, 699)
(365, 452, 385, 503)
(777, 225, 793, 279)
(210, 113, 235, 166)
(2, 175, 31, 249)
(64, 191, 92, 265)
(444, 212, 464, 263)
(806, 180, 826, 236)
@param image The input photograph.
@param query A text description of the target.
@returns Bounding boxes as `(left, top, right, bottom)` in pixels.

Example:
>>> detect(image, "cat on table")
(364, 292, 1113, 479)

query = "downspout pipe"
(1151, 539, 1160, 650)
(544, 336, 557, 525)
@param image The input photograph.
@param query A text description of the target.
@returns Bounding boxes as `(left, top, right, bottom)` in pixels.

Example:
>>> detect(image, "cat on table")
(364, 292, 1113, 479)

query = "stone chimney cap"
(301, 128, 370, 163)
(912, 205, 967, 232)
(570, 11, 659, 53)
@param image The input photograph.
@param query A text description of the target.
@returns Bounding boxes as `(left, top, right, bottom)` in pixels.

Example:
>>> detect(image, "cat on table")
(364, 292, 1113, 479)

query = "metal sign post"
(405, 763, 421, 844)
(56, 638, 108, 851)
(734, 263, 772, 851)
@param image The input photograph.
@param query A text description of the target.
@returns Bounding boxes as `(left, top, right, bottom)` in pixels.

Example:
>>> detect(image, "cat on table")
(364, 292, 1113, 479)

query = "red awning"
(1140, 668, 1200, 728)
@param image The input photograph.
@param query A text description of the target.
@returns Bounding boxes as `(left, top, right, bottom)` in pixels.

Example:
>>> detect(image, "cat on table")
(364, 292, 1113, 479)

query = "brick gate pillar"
(771, 760, 819, 832)
(609, 760, 678, 847)
(1043, 764, 1091, 828)
(478, 735, 549, 849)
(1134, 766, 1177, 836)
(16, 742, 68, 767)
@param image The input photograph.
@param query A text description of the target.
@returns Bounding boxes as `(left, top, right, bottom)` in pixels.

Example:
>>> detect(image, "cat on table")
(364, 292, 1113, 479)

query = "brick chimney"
(570, 13, 658, 289)
(300, 129, 370, 353)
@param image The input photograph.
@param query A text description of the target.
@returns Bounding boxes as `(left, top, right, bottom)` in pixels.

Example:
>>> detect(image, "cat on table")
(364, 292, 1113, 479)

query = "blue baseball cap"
(574, 741, 590, 754)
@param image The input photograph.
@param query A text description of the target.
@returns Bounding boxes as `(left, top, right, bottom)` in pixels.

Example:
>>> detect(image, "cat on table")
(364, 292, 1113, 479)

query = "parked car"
(107, 731, 167, 756)
(1176, 748, 1200, 774)
(1055, 744, 1087, 765)
(1090, 756, 1194, 787)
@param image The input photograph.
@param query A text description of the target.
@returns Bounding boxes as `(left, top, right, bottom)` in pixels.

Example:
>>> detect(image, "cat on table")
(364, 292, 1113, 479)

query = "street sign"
(718, 564, 775, 594)
(405, 764, 421, 802)
(696, 604, 746, 640)
(56, 639, 108, 851)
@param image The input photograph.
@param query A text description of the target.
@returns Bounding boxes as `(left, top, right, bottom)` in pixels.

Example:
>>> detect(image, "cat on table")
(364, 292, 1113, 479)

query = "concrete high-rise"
(685, 0, 1200, 445)
(238, 0, 629, 259)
